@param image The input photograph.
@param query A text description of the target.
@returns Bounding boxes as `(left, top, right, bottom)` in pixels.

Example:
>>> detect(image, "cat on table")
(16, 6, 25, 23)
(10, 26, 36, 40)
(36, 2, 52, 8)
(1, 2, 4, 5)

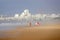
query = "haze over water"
(0, 0, 60, 31)
(0, 17, 60, 30)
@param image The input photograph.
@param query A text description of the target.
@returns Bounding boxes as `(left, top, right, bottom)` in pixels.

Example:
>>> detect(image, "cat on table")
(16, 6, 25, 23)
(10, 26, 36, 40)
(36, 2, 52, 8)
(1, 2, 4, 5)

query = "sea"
(0, 18, 60, 31)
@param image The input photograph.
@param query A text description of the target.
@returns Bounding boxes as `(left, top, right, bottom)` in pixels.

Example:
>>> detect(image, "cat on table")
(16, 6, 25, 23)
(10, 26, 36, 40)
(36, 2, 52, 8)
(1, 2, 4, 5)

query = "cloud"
(0, 9, 60, 21)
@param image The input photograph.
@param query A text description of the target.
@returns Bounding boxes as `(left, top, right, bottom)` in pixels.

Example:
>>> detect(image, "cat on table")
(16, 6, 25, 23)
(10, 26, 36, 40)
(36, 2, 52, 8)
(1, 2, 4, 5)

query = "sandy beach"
(0, 24, 60, 40)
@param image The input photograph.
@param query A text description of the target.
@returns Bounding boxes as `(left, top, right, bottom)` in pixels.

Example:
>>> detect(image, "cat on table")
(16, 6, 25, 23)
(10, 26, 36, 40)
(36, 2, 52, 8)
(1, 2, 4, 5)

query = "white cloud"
(0, 9, 60, 21)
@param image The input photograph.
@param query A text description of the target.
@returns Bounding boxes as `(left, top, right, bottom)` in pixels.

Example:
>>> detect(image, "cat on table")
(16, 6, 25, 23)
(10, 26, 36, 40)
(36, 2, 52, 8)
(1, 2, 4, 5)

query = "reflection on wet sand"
(0, 24, 60, 40)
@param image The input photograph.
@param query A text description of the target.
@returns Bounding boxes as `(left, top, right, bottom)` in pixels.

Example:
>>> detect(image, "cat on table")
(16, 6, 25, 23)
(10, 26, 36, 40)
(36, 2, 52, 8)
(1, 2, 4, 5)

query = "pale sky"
(0, 0, 60, 15)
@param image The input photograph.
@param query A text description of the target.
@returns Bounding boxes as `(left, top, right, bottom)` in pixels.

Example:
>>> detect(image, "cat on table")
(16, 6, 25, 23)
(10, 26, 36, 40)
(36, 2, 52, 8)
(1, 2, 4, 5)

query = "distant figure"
(29, 22, 31, 26)
(35, 22, 40, 26)
(29, 22, 31, 27)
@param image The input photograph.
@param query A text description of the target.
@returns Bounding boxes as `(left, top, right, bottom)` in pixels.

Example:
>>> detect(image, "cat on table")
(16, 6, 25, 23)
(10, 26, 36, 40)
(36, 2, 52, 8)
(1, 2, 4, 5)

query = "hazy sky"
(0, 0, 60, 15)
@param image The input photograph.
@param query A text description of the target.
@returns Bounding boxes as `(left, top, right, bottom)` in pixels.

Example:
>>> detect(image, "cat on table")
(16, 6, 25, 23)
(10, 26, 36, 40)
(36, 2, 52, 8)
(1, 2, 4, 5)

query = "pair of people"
(29, 22, 40, 26)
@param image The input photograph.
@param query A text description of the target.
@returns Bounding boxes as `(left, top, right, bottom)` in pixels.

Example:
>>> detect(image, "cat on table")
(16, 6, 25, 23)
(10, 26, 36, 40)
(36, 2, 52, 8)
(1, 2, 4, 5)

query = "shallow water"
(0, 19, 60, 30)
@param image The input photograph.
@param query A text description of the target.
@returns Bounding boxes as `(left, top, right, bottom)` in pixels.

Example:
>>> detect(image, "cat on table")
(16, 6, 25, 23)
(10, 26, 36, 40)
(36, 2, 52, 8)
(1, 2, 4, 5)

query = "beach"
(0, 24, 60, 40)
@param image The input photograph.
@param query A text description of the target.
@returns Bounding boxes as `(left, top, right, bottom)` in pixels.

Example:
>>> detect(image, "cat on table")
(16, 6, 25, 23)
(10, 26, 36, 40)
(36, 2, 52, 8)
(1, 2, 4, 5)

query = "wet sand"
(0, 24, 60, 40)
